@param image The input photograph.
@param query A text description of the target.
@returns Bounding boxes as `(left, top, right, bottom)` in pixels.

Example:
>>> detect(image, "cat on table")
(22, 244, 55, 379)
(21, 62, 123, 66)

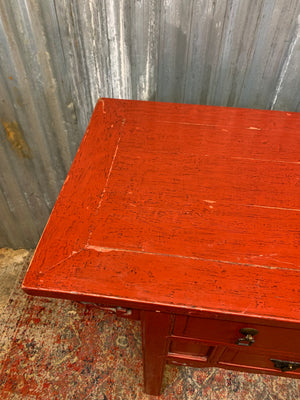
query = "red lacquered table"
(23, 99, 300, 396)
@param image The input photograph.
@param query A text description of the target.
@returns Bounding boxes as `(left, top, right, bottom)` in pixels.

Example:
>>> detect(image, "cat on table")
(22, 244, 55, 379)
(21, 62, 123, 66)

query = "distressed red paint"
(22, 99, 300, 395)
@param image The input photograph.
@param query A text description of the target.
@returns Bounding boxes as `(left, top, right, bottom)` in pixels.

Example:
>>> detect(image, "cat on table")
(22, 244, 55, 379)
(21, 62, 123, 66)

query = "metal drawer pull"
(236, 328, 259, 346)
(271, 359, 300, 372)
(79, 302, 132, 316)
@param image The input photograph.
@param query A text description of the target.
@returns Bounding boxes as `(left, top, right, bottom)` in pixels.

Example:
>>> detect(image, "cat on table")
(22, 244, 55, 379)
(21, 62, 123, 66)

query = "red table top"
(22, 99, 300, 323)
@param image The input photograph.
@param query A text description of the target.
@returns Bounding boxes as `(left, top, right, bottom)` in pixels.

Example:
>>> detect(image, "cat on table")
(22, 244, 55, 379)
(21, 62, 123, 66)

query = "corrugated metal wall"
(0, 0, 299, 248)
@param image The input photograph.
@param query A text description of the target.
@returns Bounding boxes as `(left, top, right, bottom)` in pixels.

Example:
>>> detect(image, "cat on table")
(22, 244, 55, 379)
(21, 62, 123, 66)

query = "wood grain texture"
(22, 98, 300, 323)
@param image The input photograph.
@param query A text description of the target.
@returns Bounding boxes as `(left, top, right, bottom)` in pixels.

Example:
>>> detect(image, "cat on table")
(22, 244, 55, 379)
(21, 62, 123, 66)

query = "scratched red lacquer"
(21, 99, 300, 395)
(22, 98, 300, 322)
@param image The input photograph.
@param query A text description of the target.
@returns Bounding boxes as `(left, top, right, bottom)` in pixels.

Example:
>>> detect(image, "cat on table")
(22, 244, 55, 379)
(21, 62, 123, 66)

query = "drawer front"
(166, 337, 224, 368)
(173, 316, 300, 354)
(168, 337, 214, 361)
(219, 347, 300, 376)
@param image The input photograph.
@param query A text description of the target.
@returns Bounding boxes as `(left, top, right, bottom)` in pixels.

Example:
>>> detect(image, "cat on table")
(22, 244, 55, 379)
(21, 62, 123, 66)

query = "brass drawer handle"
(236, 328, 259, 346)
(271, 359, 300, 372)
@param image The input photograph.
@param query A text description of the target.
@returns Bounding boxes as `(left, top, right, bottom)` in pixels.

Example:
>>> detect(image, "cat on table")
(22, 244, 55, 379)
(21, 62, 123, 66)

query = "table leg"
(142, 311, 173, 396)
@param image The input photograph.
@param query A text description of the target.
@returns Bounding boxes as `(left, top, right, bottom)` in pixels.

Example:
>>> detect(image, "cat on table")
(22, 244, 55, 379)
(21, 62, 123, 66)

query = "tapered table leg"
(142, 311, 173, 396)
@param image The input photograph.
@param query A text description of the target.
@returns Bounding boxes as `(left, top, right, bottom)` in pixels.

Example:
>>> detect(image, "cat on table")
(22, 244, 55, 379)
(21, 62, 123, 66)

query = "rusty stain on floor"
(0, 248, 299, 399)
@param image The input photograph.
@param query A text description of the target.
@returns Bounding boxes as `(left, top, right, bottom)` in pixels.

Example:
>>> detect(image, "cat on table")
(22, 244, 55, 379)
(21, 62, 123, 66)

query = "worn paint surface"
(22, 98, 300, 321)
(22, 99, 300, 394)
(0, 1, 300, 248)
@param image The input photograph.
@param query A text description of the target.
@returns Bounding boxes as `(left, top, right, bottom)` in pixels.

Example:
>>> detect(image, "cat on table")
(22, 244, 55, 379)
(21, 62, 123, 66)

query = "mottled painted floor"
(0, 248, 299, 399)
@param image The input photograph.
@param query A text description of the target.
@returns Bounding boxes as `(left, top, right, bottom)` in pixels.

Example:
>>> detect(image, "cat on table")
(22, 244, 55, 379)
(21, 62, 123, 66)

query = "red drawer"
(173, 316, 300, 355)
(168, 337, 214, 361)
(219, 347, 300, 377)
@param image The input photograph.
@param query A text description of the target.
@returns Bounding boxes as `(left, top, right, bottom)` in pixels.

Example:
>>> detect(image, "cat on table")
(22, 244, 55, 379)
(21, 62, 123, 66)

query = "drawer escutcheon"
(271, 359, 300, 372)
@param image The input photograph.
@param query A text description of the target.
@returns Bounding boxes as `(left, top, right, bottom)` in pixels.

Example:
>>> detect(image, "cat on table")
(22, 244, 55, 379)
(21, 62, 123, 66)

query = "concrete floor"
(0, 248, 33, 311)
